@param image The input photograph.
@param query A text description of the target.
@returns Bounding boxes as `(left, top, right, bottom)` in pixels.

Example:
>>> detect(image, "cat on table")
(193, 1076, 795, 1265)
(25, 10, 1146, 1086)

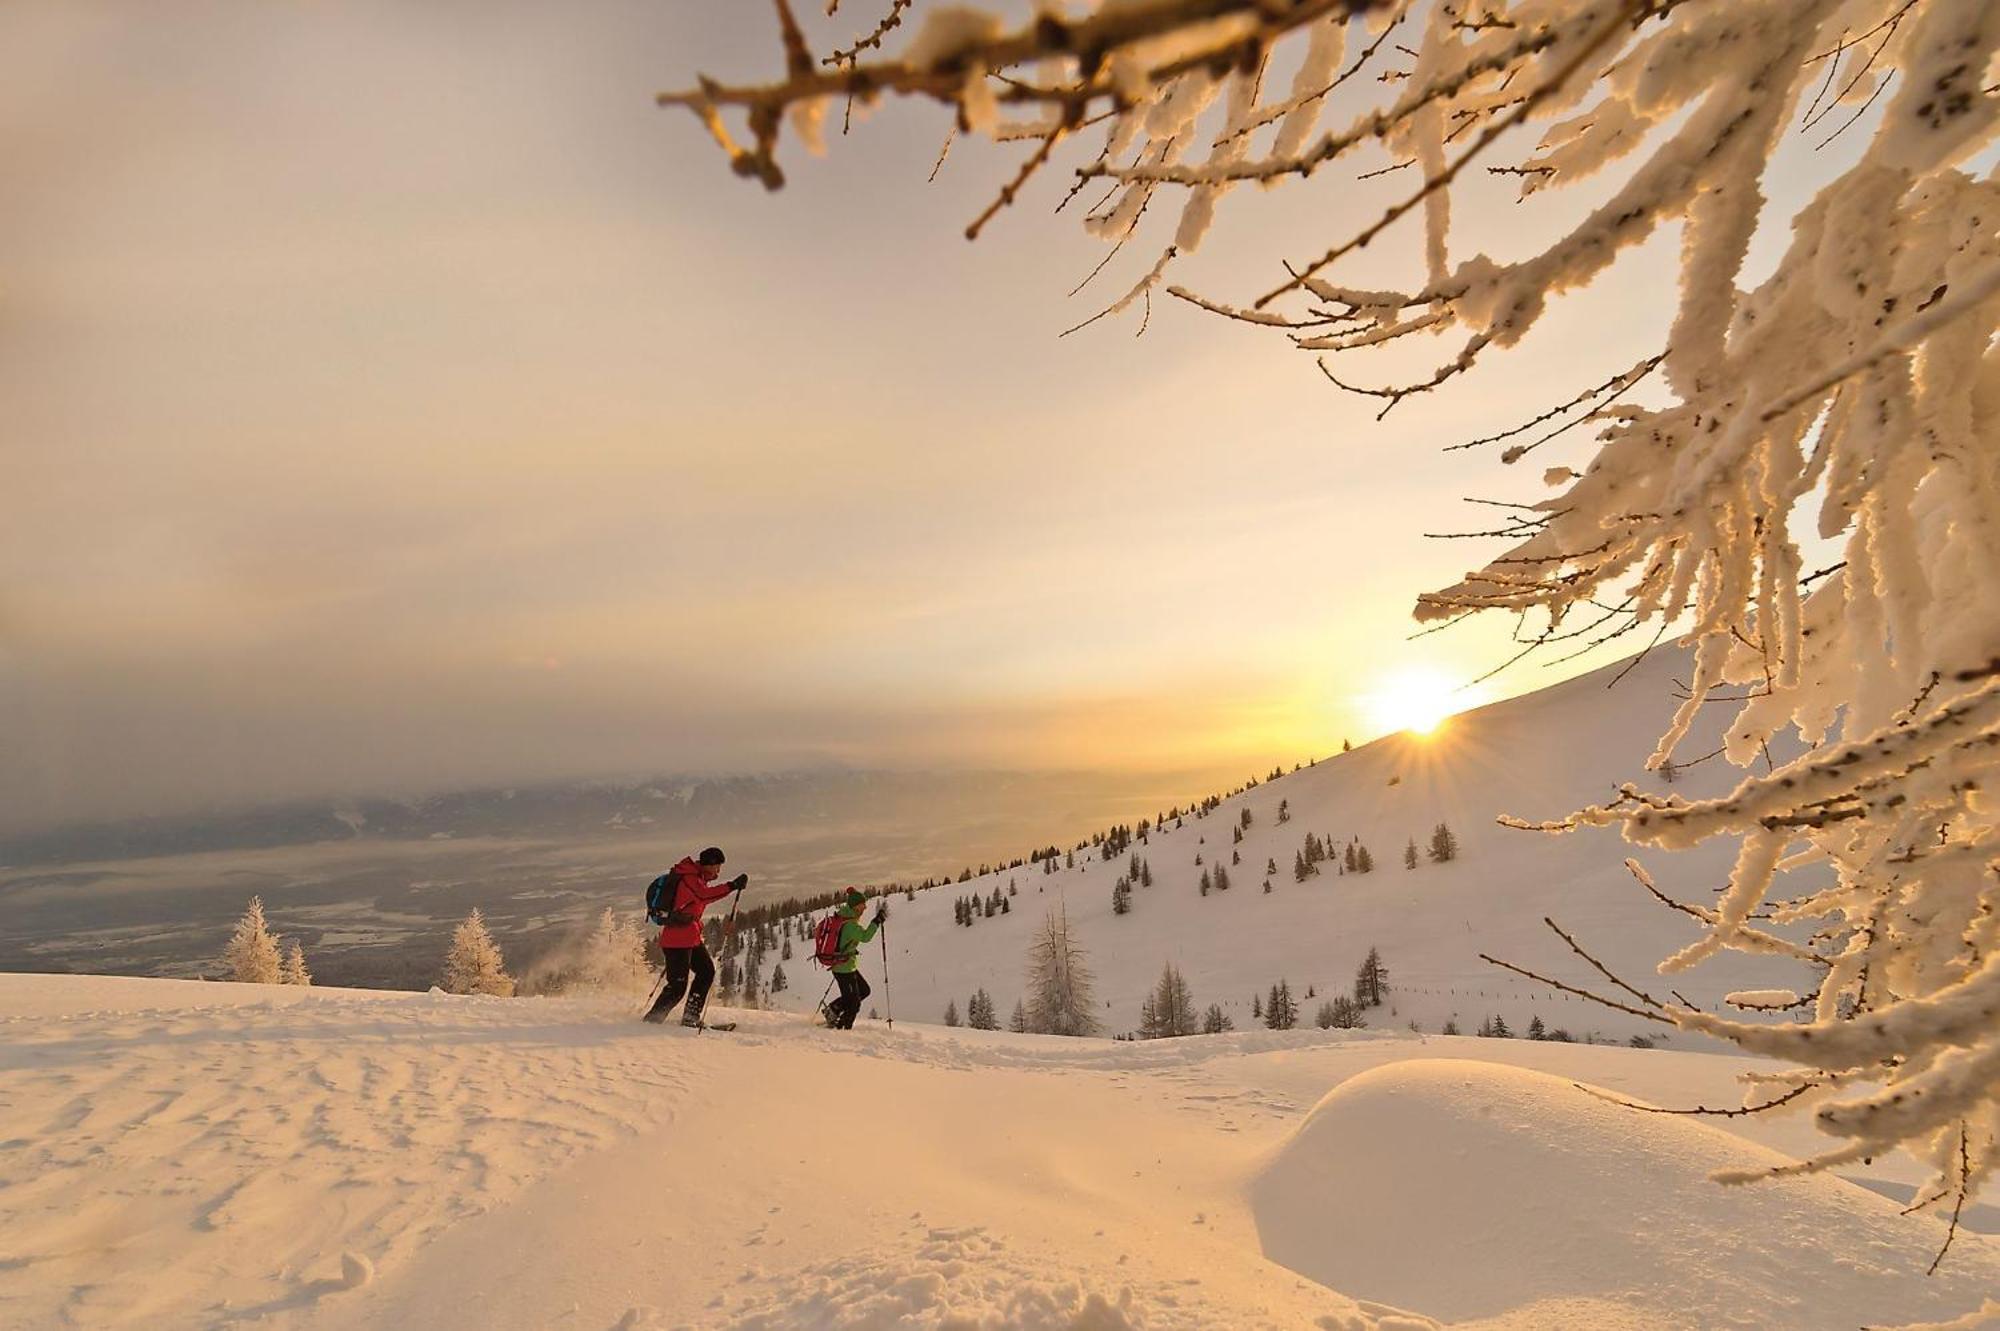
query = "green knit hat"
(842, 887, 867, 910)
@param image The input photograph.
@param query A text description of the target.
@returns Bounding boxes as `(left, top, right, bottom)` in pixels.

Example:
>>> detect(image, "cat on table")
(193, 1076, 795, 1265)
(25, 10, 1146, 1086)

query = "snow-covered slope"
(761, 647, 1803, 1044)
(1, 973, 1993, 1331)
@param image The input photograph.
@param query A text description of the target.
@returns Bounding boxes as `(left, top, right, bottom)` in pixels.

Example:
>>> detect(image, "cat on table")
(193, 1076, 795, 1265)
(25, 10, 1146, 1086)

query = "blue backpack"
(646, 872, 693, 927)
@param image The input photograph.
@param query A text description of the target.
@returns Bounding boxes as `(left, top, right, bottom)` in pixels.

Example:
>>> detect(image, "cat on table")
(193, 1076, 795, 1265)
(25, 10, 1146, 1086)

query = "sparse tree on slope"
(1319, 996, 1366, 1030)
(1354, 947, 1388, 1007)
(671, 0, 1999, 1210)
(944, 998, 960, 1027)
(1404, 838, 1419, 870)
(1428, 822, 1459, 864)
(224, 897, 282, 985)
(1139, 962, 1199, 1039)
(1265, 980, 1297, 1031)
(1202, 1004, 1234, 1035)
(1024, 904, 1099, 1037)
(442, 908, 514, 997)
(1009, 999, 1027, 1034)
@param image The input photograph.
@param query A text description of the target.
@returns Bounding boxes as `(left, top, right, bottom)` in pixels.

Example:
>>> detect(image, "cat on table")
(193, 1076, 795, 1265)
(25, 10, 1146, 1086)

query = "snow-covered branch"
(665, 0, 2000, 1243)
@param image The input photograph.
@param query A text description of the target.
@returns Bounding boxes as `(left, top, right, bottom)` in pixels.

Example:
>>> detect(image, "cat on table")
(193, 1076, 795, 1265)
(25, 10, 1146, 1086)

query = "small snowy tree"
(441, 908, 514, 997)
(280, 940, 311, 987)
(223, 897, 282, 985)
(1024, 903, 1100, 1037)
(969, 987, 1000, 1030)
(579, 908, 650, 994)
(1202, 1003, 1234, 1035)
(1428, 822, 1459, 864)
(1009, 999, 1028, 1034)
(944, 998, 961, 1027)
(1404, 838, 1419, 870)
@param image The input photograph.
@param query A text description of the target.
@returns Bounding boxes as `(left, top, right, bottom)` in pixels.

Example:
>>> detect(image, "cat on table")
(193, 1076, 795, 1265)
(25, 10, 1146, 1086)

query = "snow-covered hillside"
(2, 973, 1993, 1331)
(760, 647, 1805, 1045)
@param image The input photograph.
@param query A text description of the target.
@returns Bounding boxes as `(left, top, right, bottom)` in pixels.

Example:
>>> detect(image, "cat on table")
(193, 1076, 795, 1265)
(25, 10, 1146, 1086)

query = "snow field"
(0, 979, 689, 1328)
(5, 974, 1996, 1330)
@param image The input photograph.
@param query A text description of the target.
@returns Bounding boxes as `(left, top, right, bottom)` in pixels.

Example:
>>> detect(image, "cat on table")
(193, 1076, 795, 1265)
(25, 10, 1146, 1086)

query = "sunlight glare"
(1365, 669, 1461, 737)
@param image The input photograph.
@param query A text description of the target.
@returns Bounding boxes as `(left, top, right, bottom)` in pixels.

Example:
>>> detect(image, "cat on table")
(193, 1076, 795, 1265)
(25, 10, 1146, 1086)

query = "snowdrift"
(1251, 1060, 2000, 1329)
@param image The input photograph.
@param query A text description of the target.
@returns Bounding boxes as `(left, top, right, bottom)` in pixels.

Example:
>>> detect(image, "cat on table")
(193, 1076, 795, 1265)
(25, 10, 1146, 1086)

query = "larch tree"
(441, 908, 515, 997)
(224, 896, 282, 985)
(581, 907, 651, 994)
(1140, 960, 1201, 1038)
(667, 0, 2000, 1233)
(280, 940, 312, 987)
(1024, 902, 1101, 1036)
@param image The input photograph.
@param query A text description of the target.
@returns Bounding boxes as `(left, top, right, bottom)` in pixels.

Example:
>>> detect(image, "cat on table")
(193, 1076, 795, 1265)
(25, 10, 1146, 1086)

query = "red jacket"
(656, 856, 737, 950)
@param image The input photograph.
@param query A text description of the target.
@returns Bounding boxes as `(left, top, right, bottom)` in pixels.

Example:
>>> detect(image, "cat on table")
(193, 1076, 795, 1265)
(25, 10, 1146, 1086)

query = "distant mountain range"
(0, 768, 1198, 868)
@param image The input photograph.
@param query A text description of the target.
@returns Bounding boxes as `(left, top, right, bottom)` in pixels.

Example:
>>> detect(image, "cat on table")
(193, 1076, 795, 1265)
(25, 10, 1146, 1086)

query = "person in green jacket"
(825, 887, 886, 1030)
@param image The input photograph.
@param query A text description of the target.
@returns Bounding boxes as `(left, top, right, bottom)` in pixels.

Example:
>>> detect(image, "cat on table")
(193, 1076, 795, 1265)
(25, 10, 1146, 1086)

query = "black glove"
(731, 873, 750, 893)
(872, 904, 888, 926)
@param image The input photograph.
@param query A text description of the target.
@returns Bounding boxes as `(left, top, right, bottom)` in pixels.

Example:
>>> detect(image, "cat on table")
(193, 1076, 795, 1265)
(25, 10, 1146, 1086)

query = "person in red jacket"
(643, 846, 748, 1026)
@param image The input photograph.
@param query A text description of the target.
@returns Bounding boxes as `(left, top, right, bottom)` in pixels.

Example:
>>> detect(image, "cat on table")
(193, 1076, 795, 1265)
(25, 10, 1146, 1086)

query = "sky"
(1, 1, 1822, 832)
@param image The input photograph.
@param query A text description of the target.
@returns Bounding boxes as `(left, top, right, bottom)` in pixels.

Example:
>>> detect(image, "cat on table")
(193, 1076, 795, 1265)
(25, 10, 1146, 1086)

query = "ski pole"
(816, 974, 836, 1025)
(879, 919, 893, 1029)
(699, 887, 745, 1033)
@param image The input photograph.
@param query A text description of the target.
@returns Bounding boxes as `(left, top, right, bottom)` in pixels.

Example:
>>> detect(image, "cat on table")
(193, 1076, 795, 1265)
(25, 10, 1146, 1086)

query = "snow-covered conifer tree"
(944, 998, 961, 1027)
(579, 908, 650, 994)
(280, 940, 311, 987)
(1428, 822, 1459, 864)
(223, 896, 282, 984)
(441, 908, 514, 997)
(1202, 1003, 1234, 1035)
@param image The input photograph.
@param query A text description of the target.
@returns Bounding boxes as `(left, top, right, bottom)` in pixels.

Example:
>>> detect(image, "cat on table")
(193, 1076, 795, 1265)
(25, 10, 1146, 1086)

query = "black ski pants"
(830, 969, 870, 1029)
(646, 944, 715, 1024)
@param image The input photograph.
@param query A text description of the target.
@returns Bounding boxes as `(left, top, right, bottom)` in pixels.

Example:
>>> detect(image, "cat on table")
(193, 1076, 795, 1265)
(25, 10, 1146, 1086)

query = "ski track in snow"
(0, 982, 689, 1328)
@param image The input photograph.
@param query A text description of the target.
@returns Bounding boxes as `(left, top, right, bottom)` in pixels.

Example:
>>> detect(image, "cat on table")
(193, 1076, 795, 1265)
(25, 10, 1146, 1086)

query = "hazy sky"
(4, 2, 1821, 831)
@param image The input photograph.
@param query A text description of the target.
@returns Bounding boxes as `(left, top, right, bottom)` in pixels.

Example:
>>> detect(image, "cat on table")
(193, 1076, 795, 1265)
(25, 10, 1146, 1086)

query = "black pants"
(645, 944, 715, 1024)
(830, 970, 870, 1029)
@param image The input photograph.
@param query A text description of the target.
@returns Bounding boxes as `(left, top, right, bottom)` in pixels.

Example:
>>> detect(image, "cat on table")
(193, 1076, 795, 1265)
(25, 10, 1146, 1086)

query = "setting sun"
(1365, 669, 1462, 737)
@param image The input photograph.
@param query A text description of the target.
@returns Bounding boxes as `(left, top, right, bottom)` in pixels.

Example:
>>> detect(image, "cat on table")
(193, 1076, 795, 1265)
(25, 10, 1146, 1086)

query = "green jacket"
(833, 912, 880, 974)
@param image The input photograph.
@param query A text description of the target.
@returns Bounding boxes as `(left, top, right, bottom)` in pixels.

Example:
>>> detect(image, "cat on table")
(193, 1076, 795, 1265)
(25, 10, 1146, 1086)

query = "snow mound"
(713, 1224, 1389, 1331)
(1248, 1060, 2000, 1330)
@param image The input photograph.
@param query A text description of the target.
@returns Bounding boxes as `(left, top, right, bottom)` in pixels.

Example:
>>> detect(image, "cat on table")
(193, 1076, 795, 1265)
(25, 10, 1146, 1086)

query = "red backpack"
(812, 913, 848, 969)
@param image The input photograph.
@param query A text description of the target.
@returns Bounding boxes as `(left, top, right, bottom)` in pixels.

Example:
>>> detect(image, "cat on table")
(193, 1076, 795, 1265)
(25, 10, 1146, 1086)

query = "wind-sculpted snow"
(0, 976, 693, 1328)
(5, 975, 1996, 1330)
(708, 1224, 1398, 1331)
(1251, 1060, 2000, 1329)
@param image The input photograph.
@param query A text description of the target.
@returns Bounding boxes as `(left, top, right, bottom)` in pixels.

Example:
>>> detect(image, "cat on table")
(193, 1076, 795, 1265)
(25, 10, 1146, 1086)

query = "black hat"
(698, 847, 727, 866)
